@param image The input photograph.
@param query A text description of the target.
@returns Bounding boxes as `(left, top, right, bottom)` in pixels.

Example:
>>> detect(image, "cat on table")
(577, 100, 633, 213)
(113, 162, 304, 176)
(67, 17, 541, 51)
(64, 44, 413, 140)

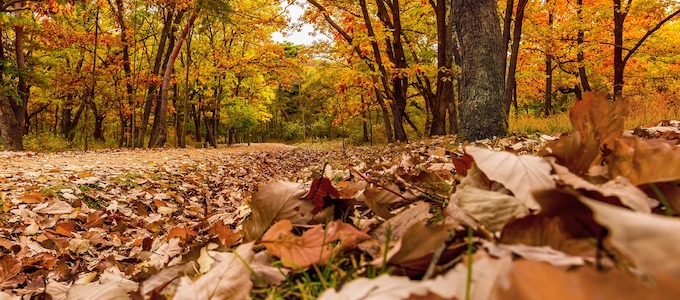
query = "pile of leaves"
(2, 93, 680, 299)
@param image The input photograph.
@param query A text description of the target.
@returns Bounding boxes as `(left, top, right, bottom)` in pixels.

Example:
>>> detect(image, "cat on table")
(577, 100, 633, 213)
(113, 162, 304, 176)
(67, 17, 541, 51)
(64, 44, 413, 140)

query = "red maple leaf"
(305, 178, 340, 214)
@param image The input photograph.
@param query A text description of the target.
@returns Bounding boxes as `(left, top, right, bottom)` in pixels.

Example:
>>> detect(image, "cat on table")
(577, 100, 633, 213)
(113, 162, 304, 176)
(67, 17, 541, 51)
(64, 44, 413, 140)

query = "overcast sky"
(271, 2, 330, 46)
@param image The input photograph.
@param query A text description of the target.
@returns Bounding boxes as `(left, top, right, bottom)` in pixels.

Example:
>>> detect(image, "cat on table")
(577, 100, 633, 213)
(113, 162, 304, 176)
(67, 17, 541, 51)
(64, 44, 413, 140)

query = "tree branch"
(623, 8, 680, 66)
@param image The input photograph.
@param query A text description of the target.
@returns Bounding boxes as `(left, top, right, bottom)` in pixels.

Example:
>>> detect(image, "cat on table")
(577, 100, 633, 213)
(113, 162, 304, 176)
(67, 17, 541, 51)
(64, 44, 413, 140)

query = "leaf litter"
(2, 94, 680, 299)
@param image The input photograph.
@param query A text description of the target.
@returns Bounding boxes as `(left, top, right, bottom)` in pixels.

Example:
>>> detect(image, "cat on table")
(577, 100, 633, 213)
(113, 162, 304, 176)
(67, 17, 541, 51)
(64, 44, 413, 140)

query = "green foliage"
(23, 133, 71, 152)
(282, 121, 305, 140)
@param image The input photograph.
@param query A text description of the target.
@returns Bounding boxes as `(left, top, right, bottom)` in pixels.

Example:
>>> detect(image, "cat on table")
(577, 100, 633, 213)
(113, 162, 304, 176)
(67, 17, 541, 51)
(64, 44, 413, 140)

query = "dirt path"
(0, 143, 297, 175)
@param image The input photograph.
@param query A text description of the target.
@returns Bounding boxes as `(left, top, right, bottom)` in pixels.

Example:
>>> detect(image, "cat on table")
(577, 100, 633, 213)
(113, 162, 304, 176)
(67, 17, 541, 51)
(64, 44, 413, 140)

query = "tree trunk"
(577, 0, 590, 93)
(503, 0, 528, 115)
(431, 0, 454, 136)
(0, 94, 23, 150)
(137, 8, 176, 147)
(613, 0, 625, 98)
(149, 10, 199, 148)
(111, 0, 135, 146)
(545, 8, 554, 116)
(453, 0, 507, 141)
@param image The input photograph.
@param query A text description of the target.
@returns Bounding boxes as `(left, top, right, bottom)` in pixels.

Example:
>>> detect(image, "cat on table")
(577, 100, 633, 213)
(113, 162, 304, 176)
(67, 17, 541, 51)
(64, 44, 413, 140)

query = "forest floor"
(2, 95, 680, 300)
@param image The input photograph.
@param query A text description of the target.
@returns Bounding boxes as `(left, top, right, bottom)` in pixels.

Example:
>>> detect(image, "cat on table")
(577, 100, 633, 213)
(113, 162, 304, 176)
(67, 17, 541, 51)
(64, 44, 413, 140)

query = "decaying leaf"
(242, 181, 314, 241)
(465, 146, 555, 210)
(260, 219, 370, 269)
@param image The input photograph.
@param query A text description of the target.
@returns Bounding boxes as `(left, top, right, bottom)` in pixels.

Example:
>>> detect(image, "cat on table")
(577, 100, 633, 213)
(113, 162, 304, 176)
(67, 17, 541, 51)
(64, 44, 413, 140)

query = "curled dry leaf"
(242, 180, 314, 241)
(465, 146, 555, 210)
(541, 92, 626, 174)
(550, 159, 657, 212)
(581, 198, 680, 278)
(493, 260, 680, 300)
(453, 186, 529, 232)
(605, 135, 680, 185)
(260, 219, 370, 269)
(173, 243, 255, 300)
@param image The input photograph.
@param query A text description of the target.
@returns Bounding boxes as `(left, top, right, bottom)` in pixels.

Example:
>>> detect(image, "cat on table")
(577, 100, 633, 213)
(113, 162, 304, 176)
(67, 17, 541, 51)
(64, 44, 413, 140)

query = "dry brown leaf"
(453, 186, 529, 232)
(540, 92, 626, 174)
(242, 181, 314, 241)
(500, 189, 602, 257)
(581, 198, 680, 278)
(384, 223, 454, 268)
(173, 243, 254, 300)
(551, 160, 657, 212)
(65, 282, 131, 300)
(260, 219, 370, 269)
(465, 146, 554, 210)
(361, 183, 410, 219)
(0, 256, 25, 289)
(605, 135, 680, 185)
(493, 260, 680, 300)
(18, 191, 49, 204)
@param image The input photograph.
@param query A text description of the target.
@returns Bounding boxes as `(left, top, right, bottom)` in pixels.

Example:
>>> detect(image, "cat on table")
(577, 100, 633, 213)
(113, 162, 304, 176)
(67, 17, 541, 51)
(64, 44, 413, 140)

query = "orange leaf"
(261, 219, 370, 269)
(55, 221, 77, 237)
(18, 191, 49, 204)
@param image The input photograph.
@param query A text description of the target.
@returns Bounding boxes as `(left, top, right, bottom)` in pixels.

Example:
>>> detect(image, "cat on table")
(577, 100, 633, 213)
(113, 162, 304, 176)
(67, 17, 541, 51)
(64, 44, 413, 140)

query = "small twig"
(423, 228, 457, 279)
(350, 168, 416, 202)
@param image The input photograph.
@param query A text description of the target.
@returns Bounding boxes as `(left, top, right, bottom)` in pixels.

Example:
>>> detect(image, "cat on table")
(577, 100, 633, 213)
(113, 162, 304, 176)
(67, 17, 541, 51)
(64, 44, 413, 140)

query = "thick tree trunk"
(149, 10, 199, 148)
(453, 0, 507, 141)
(0, 94, 23, 151)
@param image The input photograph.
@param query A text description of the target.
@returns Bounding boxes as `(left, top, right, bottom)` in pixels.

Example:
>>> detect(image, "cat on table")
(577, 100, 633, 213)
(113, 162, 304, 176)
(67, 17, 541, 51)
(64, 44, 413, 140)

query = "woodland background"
(0, 0, 679, 151)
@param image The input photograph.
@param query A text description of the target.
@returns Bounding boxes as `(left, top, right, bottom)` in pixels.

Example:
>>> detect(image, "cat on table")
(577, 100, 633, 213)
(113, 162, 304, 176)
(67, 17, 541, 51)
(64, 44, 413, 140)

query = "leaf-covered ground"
(2, 93, 680, 299)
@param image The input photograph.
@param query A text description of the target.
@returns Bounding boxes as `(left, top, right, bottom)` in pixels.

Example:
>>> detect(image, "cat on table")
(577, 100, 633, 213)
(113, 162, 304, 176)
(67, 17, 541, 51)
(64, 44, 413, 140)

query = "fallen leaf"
(65, 282, 131, 300)
(605, 136, 680, 185)
(484, 242, 585, 267)
(305, 177, 340, 214)
(453, 186, 529, 232)
(173, 243, 254, 300)
(0, 256, 25, 289)
(261, 219, 370, 269)
(242, 181, 314, 241)
(493, 260, 680, 299)
(465, 146, 555, 210)
(581, 198, 680, 278)
(18, 191, 49, 204)
(551, 159, 657, 212)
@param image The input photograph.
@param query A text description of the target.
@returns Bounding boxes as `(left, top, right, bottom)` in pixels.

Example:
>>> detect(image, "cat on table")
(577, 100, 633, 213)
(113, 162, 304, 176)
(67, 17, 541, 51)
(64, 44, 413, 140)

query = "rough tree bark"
(453, 0, 507, 141)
